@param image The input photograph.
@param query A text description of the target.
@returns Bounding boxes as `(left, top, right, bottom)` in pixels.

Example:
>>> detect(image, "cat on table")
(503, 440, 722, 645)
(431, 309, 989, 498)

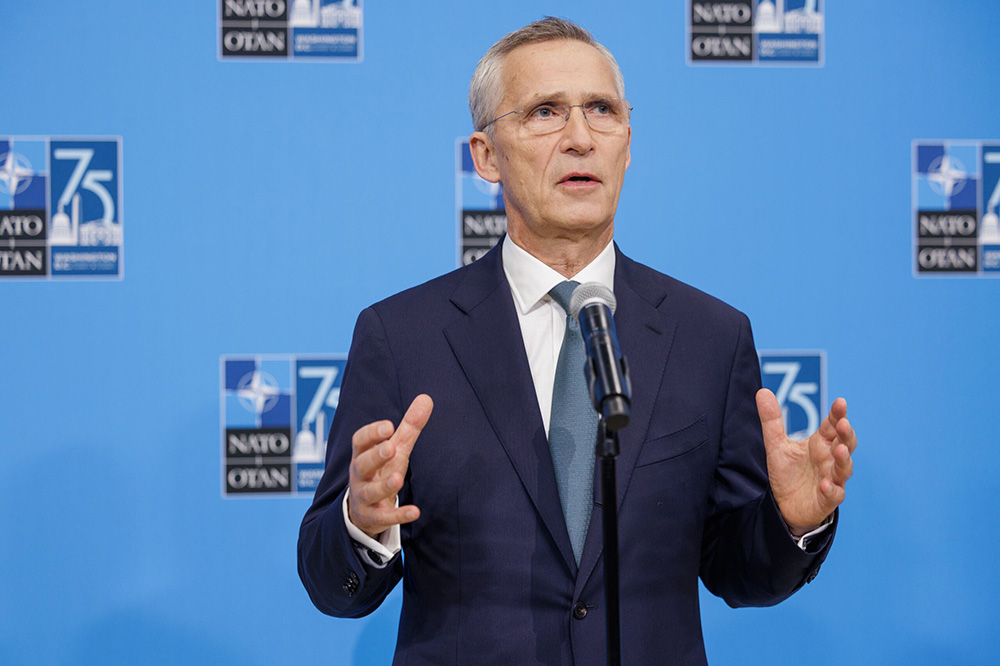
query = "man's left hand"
(756, 388, 857, 536)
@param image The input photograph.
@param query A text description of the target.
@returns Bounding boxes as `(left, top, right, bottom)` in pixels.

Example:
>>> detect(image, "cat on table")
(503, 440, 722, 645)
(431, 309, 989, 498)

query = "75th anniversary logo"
(759, 350, 826, 440)
(0, 136, 123, 280)
(913, 140, 1000, 276)
(221, 355, 346, 497)
(219, 0, 363, 61)
(688, 1, 824, 66)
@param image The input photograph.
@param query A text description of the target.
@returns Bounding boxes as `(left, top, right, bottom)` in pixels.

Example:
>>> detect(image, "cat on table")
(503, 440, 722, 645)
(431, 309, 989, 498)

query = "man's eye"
(529, 106, 558, 120)
(588, 101, 613, 115)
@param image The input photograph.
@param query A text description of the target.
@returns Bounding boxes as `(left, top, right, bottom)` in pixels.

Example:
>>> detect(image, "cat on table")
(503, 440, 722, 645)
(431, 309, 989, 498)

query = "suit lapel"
(443, 244, 578, 574)
(575, 247, 679, 593)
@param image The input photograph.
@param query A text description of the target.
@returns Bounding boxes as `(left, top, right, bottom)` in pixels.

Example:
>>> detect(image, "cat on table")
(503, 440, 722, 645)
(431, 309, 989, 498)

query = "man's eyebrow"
(517, 91, 616, 107)
(517, 91, 569, 106)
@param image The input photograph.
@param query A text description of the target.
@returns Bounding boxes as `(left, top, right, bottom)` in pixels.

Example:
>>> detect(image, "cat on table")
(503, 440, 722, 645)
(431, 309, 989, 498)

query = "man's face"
(471, 40, 631, 246)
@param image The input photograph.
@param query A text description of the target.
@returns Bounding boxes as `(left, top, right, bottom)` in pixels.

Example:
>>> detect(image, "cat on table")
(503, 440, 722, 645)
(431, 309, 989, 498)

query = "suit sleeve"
(698, 314, 835, 608)
(297, 306, 405, 617)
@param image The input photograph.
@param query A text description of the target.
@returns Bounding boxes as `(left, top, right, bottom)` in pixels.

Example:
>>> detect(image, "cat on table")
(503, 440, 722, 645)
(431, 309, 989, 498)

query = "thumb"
(756, 388, 787, 451)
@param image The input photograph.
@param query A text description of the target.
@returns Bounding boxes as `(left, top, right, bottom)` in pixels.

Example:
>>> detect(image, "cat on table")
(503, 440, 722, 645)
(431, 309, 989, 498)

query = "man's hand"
(756, 388, 857, 536)
(348, 394, 433, 539)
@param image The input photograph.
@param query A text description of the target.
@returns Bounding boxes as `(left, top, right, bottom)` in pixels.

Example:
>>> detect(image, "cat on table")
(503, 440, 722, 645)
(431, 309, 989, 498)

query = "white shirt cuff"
(791, 515, 833, 551)
(342, 493, 402, 567)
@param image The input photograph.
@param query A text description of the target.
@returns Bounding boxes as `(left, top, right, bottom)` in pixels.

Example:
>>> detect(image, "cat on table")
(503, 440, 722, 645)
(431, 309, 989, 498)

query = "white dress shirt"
(500, 235, 617, 437)
(344, 235, 827, 564)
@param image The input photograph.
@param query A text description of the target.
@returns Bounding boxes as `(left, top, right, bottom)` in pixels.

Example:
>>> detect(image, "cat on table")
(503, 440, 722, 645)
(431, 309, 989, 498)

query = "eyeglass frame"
(477, 98, 634, 134)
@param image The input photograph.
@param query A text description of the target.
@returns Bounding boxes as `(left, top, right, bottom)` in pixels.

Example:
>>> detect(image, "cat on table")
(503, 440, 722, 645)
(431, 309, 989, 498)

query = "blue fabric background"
(1, 1, 998, 664)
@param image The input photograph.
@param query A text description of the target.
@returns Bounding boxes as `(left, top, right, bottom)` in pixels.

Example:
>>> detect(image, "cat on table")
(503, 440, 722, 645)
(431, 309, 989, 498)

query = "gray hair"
(468, 17, 626, 134)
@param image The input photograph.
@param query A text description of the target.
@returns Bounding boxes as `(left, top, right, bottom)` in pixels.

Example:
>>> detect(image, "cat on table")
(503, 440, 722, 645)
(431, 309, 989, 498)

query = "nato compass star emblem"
(236, 369, 281, 416)
(926, 154, 968, 198)
(0, 151, 35, 196)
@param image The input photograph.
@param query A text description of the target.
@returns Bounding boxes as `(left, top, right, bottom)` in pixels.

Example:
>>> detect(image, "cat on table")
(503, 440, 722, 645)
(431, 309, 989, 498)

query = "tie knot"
(548, 280, 579, 314)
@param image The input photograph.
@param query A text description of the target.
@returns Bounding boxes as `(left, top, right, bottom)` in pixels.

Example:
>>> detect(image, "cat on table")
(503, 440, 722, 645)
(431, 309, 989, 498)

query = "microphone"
(570, 282, 632, 431)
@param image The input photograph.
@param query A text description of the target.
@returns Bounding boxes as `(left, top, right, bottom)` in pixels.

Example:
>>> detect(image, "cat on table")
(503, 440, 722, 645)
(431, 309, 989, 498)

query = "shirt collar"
(502, 234, 616, 315)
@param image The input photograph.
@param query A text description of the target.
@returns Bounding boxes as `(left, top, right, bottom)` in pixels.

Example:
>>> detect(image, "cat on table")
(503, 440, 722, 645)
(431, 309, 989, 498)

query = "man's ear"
(624, 124, 631, 171)
(469, 131, 501, 183)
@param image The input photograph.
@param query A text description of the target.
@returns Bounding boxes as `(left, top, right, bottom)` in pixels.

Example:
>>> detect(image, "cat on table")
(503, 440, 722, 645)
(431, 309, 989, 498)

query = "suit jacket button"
(573, 602, 588, 620)
(806, 567, 820, 583)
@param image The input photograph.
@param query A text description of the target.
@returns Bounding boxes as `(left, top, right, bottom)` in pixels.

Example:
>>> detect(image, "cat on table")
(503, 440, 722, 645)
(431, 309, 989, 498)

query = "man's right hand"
(348, 394, 433, 539)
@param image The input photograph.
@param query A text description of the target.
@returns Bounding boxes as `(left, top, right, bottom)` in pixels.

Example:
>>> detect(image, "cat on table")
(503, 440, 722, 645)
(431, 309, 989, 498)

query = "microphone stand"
(597, 417, 623, 666)
(572, 286, 630, 666)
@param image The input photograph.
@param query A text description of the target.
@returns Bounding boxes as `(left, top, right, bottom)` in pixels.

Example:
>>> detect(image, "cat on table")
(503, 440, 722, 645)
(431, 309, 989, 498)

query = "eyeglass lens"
(522, 100, 629, 134)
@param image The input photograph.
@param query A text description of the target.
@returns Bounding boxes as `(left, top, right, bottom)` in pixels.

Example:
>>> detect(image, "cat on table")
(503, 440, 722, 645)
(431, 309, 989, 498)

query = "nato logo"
(688, 0, 824, 66)
(221, 355, 346, 496)
(759, 351, 826, 440)
(219, 0, 363, 62)
(913, 140, 1000, 276)
(0, 136, 122, 280)
(982, 144, 1000, 272)
(456, 139, 505, 267)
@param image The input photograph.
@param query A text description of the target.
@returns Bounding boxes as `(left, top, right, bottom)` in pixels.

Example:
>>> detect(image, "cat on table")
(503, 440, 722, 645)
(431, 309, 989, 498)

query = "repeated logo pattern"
(455, 139, 506, 267)
(221, 355, 346, 496)
(759, 350, 826, 440)
(0, 136, 123, 280)
(219, 0, 363, 61)
(688, 0, 823, 65)
(913, 140, 1000, 276)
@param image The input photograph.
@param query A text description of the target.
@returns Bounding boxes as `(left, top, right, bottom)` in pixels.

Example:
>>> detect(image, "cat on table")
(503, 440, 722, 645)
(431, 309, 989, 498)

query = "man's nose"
(560, 105, 595, 153)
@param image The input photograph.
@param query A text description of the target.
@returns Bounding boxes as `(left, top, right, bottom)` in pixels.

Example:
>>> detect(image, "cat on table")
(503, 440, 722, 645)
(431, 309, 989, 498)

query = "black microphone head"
(569, 282, 616, 319)
(602, 397, 630, 431)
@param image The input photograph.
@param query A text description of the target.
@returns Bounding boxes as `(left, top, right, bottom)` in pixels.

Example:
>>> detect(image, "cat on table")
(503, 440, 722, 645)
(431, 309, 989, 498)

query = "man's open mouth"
(561, 173, 599, 183)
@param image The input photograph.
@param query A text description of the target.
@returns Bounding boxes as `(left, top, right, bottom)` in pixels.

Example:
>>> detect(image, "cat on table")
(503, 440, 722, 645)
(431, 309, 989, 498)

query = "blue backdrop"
(2, 1, 998, 664)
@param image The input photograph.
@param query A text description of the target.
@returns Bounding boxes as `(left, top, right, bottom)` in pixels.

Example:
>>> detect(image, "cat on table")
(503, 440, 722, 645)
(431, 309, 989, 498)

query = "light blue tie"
(548, 280, 598, 564)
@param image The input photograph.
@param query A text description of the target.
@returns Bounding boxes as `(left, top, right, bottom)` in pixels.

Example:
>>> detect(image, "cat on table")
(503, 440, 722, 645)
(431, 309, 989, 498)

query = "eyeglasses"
(479, 98, 632, 135)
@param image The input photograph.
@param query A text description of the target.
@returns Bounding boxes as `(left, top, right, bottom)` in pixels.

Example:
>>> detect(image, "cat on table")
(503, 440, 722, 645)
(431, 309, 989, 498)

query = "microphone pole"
(570, 283, 631, 666)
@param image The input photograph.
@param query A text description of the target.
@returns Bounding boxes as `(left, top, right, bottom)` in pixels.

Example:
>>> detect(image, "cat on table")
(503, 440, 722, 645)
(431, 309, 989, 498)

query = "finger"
(756, 389, 787, 450)
(350, 498, 421, 537)
(819, 477, 846, 507)
(817, 397, 848, 442)
(365, 504, 421, 532)
(352, 437, 397, 481)
(390, 394, 434, 458)
(352, 419, 395, 456)
(832, 444, 853, 484)
(836, 416, 858, 455)
(354, 470, 404, 507)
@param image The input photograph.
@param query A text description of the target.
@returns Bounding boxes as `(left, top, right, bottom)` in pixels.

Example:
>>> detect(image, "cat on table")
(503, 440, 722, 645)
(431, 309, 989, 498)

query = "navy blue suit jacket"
(298, 241, 833, 665)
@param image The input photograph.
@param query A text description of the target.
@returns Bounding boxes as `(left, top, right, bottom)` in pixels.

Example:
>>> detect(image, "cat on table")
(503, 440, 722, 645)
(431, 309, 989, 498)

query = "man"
(298, 17, 856, 666)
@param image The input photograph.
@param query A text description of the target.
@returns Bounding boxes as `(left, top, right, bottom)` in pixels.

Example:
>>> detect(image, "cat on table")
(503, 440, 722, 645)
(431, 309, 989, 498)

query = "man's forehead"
(517, 90, 618, 104)
(501, 40, 618, 101)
